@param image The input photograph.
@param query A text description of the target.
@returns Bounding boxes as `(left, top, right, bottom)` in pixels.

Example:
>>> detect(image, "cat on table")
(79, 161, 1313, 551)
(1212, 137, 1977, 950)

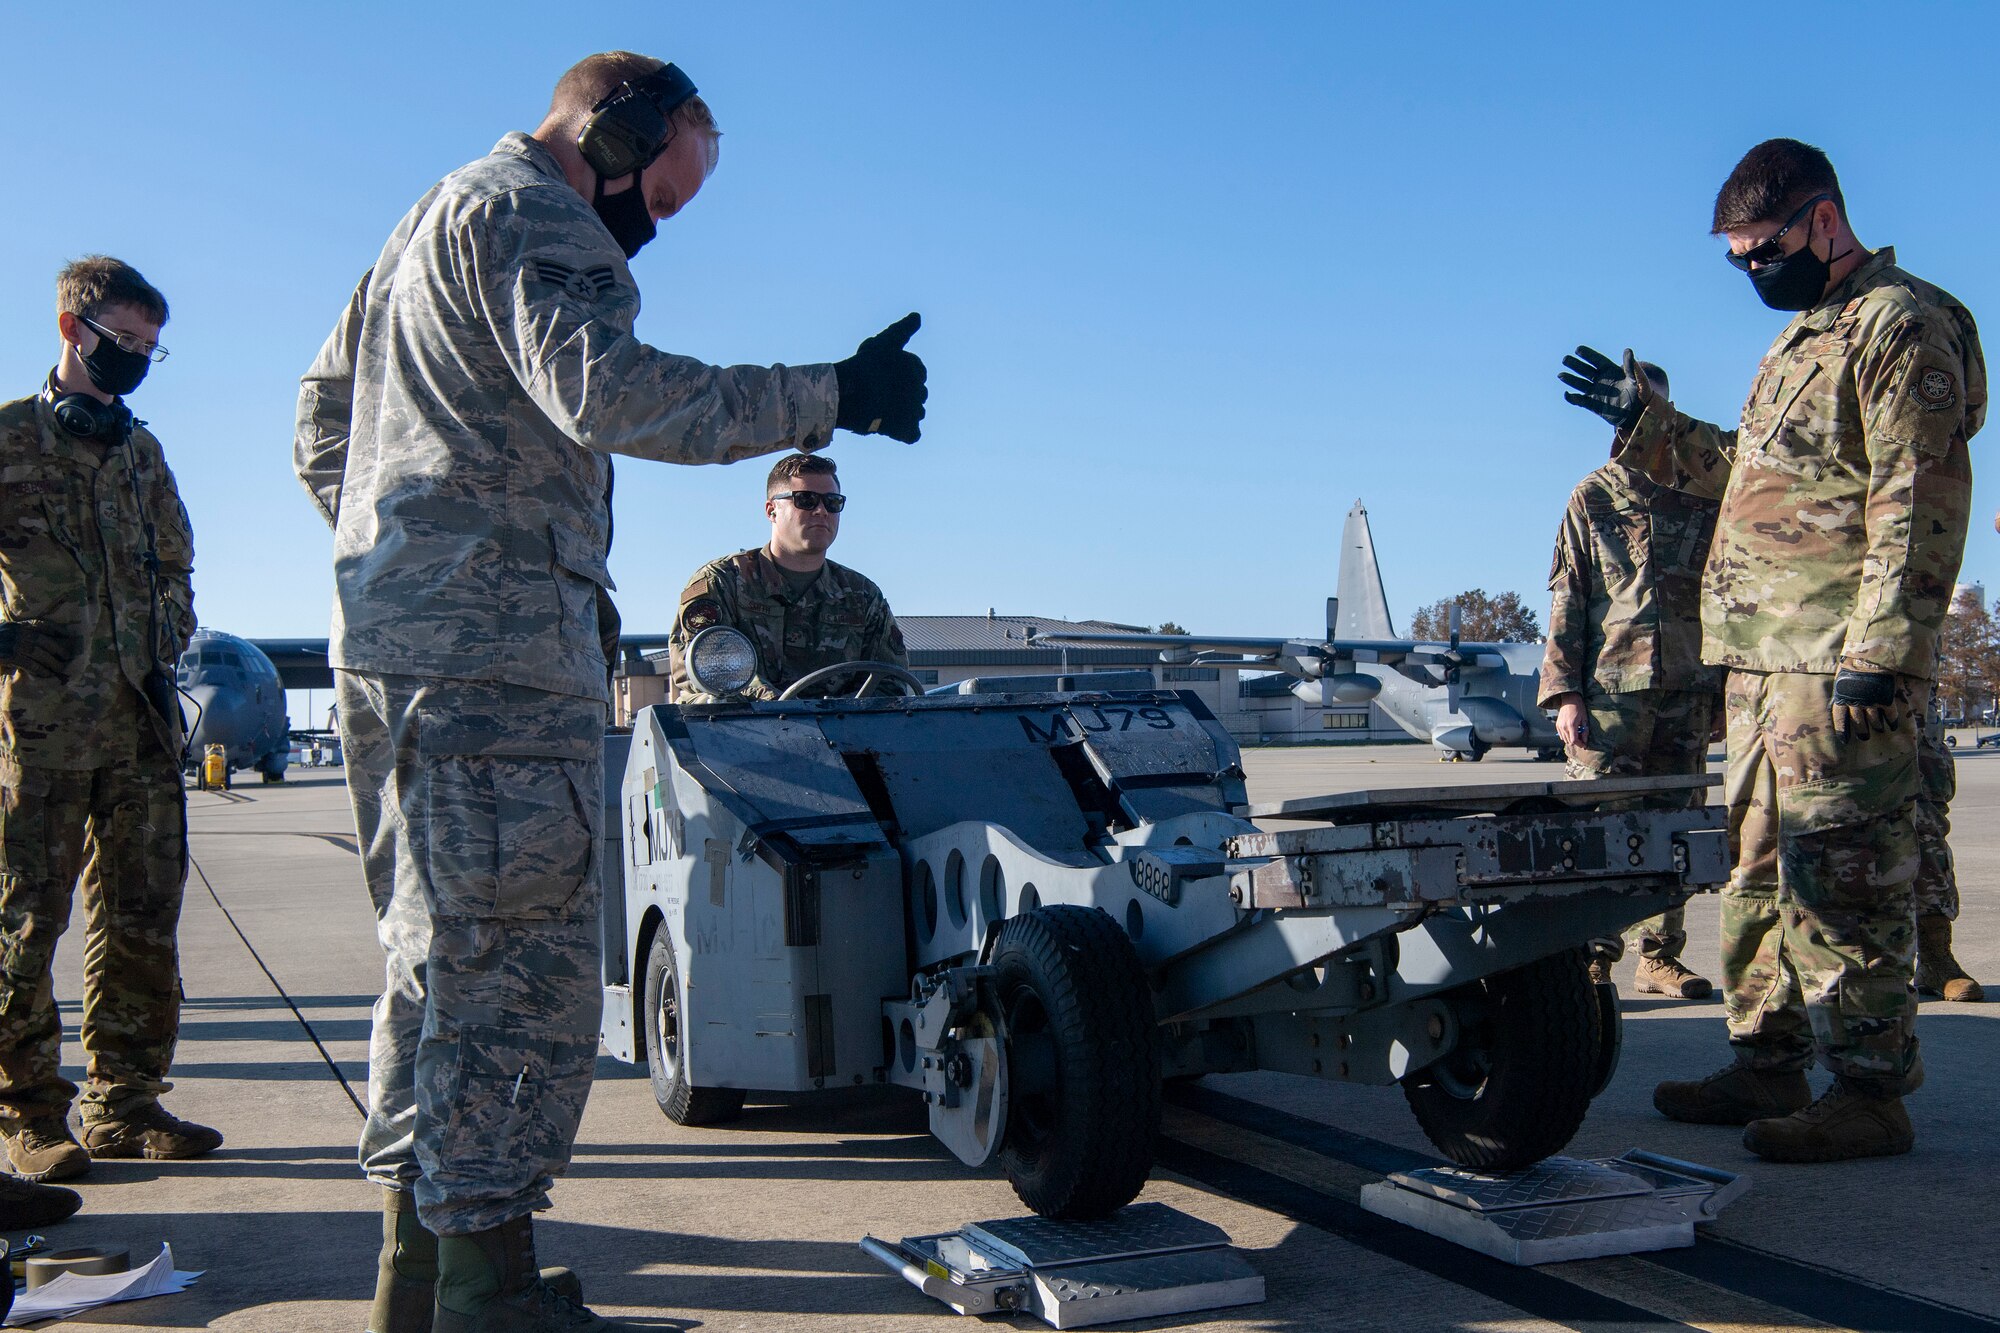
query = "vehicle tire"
(643, 927, 744, 1126)
(994, 906, 1160, 1219)
(1947, 734, 1959, 749)
(1400, 946, 1600, 1171)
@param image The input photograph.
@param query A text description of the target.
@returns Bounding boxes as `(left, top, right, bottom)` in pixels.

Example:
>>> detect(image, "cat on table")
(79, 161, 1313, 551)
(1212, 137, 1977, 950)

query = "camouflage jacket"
(0, 389, 195, 771)
(669, 548, 906, 701)
(1538, 462, 1720, 707)
(1616, 248, 1983, 679)
(294, 132, 839, 702)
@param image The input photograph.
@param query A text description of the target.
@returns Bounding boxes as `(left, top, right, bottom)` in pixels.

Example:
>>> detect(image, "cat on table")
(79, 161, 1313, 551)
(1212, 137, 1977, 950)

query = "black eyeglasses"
(1725, 193, 1830, 271)
(772, 490, 846, 513)
(83, 315, 170, 363)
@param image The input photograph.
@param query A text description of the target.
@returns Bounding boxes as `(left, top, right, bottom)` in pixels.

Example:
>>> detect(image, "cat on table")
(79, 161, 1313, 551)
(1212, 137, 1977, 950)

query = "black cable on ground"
(188, 853, 367, 1119)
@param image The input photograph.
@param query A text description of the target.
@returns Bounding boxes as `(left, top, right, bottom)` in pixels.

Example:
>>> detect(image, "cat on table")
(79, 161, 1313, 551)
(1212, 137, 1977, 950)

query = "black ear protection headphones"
(575, 63, 699, 182)
(51, 392, 134, 444)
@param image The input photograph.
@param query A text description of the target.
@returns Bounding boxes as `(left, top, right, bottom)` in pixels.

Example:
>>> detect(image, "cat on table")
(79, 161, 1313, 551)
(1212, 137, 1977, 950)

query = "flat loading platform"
(21, 746, 2000, 1331)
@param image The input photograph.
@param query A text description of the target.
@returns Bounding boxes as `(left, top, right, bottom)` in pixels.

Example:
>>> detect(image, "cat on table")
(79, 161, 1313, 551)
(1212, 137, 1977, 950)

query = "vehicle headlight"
(687, 626, 758, 697)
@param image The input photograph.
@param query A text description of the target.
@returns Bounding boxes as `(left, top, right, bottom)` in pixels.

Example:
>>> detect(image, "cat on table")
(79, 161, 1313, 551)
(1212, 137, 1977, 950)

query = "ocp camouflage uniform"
(0, 388, 195, 1127)
(1618, 246, 1983, 1092)
(295, 132, 838, 1235)
(1540, 463, 1721, 962)
(669, 547, 906, 702)
(1914, 686, 1957, 919)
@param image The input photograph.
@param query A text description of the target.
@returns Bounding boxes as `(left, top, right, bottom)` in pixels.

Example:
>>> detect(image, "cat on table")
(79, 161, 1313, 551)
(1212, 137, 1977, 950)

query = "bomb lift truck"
(596, 630, 1727, 1220)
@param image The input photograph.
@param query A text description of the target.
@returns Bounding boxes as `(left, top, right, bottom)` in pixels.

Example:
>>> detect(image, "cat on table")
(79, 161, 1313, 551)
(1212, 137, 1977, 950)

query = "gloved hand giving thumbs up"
(835, 312, 928, 443)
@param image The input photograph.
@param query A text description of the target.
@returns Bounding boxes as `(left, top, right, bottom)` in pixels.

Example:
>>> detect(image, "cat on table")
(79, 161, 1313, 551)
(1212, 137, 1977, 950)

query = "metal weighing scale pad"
(1358, 1149, 1749, 1265)
(862, 1201, 1265, 1328)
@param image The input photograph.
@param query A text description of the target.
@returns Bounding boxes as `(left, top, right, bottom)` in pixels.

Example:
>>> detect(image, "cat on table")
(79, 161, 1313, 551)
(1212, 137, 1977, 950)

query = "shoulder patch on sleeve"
(1915, 367, 1958, 412)
(527, 258, 621, 302)
(683, 598, 721, 632)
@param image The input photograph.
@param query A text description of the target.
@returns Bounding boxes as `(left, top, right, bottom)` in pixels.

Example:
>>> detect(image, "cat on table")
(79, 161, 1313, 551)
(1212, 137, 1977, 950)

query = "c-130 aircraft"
(1037, 502, 1561, 762)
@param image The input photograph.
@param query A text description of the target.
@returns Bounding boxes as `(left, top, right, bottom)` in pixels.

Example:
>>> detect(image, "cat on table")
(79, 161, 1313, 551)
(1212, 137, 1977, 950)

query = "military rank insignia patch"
(1915, 367, 1958, 411)
(529, 260, 620, 302)
(684, 598, 721, 632)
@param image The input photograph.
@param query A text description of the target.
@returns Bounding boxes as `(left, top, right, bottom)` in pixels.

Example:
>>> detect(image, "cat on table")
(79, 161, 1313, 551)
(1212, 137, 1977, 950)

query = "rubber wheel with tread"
(994, 905, 1161, 1219)
(644, 927, 745, 1126)
(1401, 947, 1601, 1171)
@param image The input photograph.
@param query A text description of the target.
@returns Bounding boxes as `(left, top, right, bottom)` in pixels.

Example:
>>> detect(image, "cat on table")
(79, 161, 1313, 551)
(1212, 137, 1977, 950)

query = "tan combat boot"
(79, 1101, 222, 1159)
(373, 1190, 586, 1333)
(435, 1215, 629, 1332)
(1632, 957, 1714, 999)
(1654, 1062, 1811, 1125)
(4, 1114, 91, 1182)
(1587, 957, 1613, 986)
(1915, 914, 1986, 1002)
(1742, 1081, 1914, 1162)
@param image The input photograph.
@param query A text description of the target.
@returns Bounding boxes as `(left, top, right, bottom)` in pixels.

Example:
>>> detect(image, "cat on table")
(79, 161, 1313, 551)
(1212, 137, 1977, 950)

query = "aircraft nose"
(184, 684, 251, 752)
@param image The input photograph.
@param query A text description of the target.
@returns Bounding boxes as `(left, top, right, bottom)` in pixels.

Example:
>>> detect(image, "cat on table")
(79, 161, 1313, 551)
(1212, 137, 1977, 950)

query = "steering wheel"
(777, 661, 928, 700)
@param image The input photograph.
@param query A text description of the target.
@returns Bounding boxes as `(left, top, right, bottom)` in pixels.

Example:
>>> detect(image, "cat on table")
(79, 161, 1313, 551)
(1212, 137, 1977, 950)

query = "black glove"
(0, 620, 84, 677)
(1560, 345, 1660, 432)
(1830, 668, 1899, 742)
(835, 312, 927, 443)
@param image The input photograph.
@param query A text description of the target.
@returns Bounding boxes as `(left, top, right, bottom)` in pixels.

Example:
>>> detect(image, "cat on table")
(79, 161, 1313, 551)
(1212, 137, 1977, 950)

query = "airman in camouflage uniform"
(670, 455, 906, 701)
(1539, 448, 1722, 999)
(1563, 139, 1982, 1163)
(294, 52, 925, 1333)
(1914, 687, 1983, 1000)
(0, 257, 221, 1192)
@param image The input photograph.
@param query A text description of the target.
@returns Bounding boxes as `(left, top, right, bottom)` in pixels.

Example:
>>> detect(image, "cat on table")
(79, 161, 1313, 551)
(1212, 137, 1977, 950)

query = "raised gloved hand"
(1830, 668, 1899, 742)
(835, 312, 927, 443)
(1560, 346, 1661, 432)
(0, 620, 84, 677)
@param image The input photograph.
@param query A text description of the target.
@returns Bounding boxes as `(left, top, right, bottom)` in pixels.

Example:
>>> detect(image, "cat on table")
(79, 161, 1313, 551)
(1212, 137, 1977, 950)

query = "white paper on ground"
(6, 1242, 204, 1326)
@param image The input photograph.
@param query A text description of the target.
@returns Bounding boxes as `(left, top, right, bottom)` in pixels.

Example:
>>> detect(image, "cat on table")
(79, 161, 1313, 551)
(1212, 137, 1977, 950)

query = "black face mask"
(81, 334, 150, 397)
(592, 176, 656, 259)
(1747, 213, 1845, 312)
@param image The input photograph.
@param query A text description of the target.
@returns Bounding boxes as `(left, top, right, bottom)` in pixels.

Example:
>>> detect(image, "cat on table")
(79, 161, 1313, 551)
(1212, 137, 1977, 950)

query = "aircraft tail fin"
(1335, 501, 1397, 639)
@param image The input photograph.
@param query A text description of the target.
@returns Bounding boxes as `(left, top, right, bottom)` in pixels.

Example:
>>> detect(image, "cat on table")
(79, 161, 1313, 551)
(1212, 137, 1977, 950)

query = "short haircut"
(1711, 138, 1845, 235)
(766, 453, 837, 496)
(546, 51, 720, 141)
(57, 255, 168, 325)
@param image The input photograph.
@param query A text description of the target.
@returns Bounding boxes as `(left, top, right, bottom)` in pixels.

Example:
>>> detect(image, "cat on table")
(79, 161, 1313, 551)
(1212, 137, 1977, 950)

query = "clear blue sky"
(7, 3, 1998, 723)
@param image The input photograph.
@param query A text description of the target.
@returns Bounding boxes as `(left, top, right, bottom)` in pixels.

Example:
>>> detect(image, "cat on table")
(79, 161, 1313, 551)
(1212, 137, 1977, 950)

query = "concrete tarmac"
(22, 743, 2000, 1331)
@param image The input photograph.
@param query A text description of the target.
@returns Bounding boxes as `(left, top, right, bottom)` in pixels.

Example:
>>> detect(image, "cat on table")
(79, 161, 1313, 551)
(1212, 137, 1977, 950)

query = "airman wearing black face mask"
(0, 256, 217, 1215)
(293, 50, 931, 1333)
(1560, 138, 1986, 1165)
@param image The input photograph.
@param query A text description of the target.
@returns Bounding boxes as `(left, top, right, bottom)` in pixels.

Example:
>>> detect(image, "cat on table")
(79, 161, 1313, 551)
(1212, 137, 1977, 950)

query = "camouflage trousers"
(0, 738, 185, 1125)
(337, 671, 606, 1237)
(1914, 702, 1958, 920)
(1564, 687, 1715, 962)
(1720, 669, 1921, 1093)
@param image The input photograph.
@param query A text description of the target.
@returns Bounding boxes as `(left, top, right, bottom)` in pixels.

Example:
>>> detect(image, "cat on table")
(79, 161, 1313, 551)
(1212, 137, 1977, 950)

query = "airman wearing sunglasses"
(1559, 138, 1984, 1164)
(669, 453, 907, 701)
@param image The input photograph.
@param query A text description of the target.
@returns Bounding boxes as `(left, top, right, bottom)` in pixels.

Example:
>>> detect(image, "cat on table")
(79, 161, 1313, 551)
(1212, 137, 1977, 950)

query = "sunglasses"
(1725, 193, 1830, 272)
(771, 490, 846, 513)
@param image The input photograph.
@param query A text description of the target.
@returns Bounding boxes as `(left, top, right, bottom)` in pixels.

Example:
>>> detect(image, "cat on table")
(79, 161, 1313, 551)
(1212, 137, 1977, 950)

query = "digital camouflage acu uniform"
(1539, 462, 1722, 963)
(295, 132, 838, 1236)
(668, 547, 906, 702)
(0, 388, 195, 1127)
(1618, 247, 1983, 1092)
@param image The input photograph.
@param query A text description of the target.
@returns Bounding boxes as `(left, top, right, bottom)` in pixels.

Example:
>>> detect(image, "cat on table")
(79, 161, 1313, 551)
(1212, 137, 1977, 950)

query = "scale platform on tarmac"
(1359, 1149, 1749, 1266)
(861, 1202, 1266, 1328)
